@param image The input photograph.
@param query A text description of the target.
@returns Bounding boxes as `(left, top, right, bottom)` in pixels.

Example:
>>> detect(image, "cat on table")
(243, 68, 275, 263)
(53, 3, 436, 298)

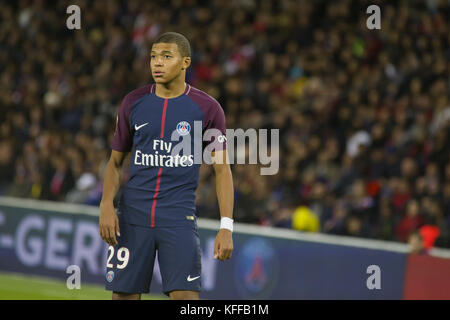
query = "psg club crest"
(106, 271, 114, 282)
(176, 121, 191, 136)
(234, 237, 279, 299)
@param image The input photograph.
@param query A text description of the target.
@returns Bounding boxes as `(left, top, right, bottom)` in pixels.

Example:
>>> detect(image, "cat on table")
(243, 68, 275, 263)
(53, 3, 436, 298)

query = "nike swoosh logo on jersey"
(187, 275, 200, 282)
(135, 123, 149, 131)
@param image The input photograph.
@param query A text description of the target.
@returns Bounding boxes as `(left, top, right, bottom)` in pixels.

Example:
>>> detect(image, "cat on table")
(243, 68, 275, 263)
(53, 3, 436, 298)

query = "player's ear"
(182, 57, 191, 70)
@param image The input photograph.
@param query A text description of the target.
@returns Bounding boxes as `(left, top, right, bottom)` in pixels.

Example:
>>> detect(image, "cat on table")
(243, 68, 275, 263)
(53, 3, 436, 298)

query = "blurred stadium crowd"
(0, 0, 449, 248)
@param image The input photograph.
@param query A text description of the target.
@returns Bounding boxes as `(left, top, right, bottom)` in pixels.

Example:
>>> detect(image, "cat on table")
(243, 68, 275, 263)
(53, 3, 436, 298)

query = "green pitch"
(0, 272, 167, 300)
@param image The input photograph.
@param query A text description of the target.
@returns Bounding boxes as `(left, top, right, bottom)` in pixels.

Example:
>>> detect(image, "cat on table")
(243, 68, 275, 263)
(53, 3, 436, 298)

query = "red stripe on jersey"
(151, 167, 163, 228)
(151, 98, 168, 227)
(160, 99, 168, 138)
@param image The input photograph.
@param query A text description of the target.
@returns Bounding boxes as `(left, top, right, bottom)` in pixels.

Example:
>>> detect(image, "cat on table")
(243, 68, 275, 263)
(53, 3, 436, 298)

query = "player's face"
(150, 43, 188, 84)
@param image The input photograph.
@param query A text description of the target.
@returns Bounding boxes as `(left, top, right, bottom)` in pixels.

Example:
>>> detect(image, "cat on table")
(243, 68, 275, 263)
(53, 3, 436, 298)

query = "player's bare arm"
(212, 149, 234, 261)
(99, 150, 128, 246)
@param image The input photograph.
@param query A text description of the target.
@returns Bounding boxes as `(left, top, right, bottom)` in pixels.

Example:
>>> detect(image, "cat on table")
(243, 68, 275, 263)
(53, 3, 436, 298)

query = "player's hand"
(99, 201, 120, 246)
(214, 229, 233, 261)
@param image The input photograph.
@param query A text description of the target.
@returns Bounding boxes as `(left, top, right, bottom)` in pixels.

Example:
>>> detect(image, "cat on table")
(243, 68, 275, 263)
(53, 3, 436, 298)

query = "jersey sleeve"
(110, 95, 133, 152)
(203, 100, 227, 151)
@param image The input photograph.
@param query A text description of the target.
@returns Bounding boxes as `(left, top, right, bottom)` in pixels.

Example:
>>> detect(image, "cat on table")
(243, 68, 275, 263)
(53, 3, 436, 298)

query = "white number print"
(117, 247, 130, 269)
(107, 246, 130, 270)
(106, 246, 114, 268)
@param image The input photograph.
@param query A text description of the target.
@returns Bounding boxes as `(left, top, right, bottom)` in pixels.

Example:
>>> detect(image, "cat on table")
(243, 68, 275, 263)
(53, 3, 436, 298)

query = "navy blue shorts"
(104, 216, 202, 296)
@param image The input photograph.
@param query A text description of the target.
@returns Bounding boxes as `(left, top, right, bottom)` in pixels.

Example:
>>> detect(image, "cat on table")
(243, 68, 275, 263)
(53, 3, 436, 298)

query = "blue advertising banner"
(201, 230, 407, 299)
(0, 198, 407, 299)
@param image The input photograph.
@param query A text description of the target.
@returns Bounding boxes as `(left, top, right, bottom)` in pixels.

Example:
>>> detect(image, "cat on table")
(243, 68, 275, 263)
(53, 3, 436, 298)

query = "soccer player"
(99, 32, 234, 300)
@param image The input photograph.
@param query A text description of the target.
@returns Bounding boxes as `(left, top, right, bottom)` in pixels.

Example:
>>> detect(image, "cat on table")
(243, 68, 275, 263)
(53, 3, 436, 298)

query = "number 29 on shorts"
(106, 246, 130, 269)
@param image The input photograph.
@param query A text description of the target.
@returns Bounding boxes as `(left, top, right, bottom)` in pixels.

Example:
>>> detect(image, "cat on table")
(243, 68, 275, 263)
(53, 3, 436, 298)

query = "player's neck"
(155, 78, 186, 99)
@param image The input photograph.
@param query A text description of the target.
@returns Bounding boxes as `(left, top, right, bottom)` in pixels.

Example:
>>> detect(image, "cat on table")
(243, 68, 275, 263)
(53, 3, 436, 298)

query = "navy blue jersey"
(111, 83, 227, 228)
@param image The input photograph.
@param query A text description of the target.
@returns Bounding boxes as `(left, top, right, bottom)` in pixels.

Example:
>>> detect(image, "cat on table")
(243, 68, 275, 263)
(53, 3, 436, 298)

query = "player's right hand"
(99, 202, 120, 246)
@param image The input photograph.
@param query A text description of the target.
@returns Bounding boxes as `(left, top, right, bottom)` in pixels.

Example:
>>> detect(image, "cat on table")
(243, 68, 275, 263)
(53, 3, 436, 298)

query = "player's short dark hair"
(153, 32, 191, 57)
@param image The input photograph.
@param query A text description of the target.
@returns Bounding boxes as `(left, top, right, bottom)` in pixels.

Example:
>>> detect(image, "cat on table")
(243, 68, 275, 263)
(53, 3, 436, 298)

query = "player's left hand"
(214, 229, 233, 261)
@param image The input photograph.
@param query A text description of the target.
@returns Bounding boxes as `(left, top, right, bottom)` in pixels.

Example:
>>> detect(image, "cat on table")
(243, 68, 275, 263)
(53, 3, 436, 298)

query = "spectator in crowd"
(408, 231, 428, 255)
(323, 201, 348, 235)
(373, 197, 397, 241)
(395, 199, 425, 242)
